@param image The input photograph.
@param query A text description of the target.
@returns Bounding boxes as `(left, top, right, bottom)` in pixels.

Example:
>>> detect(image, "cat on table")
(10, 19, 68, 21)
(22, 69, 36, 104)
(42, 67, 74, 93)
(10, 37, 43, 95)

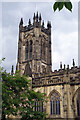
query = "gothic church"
(16, 12, 80, 119)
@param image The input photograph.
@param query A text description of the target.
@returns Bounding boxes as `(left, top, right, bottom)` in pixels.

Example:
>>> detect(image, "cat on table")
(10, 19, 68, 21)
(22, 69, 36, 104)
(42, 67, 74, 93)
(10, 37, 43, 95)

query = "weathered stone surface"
(17, 12, 80, 119)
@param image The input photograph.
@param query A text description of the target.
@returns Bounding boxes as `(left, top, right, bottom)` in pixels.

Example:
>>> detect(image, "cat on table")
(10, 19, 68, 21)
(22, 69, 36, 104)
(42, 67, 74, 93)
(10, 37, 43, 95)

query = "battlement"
(19, 12, 51, 35)
(32, 61, 80, 88)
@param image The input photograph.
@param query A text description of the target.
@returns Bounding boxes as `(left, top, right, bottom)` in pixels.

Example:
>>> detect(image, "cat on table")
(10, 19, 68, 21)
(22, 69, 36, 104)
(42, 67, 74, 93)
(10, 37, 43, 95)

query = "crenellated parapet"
(32, 60, 80, 88)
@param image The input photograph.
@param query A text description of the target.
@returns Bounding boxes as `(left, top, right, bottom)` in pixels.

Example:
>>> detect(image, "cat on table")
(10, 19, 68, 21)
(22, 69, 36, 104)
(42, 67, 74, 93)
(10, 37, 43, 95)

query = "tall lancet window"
(41, 40, 42, 58)
(77, 91, 80, 116)
(26, 41, 28, 59)
(29, 40, 33, 59)
(34, 100, 43, 112)
(43, 43, 45, 60)
(50, 92, 60, 115)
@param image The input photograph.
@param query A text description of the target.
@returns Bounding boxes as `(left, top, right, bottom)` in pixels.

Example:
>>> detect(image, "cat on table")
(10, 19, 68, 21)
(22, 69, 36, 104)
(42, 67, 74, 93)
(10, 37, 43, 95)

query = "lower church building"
(16, 12, 80, 119)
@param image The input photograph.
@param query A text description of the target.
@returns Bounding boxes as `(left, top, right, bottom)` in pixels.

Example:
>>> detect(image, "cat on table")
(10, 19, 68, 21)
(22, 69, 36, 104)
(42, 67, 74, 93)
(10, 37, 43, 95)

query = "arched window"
(41, 40, 42, 58)
(77, 91, 80, 116)
(26, 41, 28, 59)
(50, 92, 60, 115)
(29, 40, 33, 59)
(35, 100, 43, 112)
(43, 43, 45, 58)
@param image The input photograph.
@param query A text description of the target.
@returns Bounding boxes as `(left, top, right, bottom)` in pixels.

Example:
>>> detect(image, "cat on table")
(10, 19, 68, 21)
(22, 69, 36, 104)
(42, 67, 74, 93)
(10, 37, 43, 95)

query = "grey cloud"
(1, 2, 78, 72)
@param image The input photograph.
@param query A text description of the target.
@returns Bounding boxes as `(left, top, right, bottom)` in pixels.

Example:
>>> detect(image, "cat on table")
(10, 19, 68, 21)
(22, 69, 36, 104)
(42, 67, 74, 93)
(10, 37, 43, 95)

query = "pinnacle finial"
(47, 21, 51, 28)
(73, 59, 75, 67)
(42, 20, 44, 27)
(64, 64, 66, 70)
(60, 62, 62, 69)
(33, 13, 35, 20)
(28, 19, 31, 25)
(20, 18, 23, 25)
(67, 64, 69, 69)
(39, 13, 42, 20)
(47, 21, 49, 28)
(36, 11, 38, 18)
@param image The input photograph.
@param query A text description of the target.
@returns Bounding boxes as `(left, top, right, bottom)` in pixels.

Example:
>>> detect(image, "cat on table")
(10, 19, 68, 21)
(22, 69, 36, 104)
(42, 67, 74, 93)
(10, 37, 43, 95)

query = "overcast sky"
(1, 1, 78, 73)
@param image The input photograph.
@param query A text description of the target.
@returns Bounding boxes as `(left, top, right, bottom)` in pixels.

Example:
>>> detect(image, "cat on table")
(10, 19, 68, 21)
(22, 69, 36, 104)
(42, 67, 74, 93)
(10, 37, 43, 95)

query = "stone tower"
(17, 12, 52, 77)
(15, 12, 80, 120)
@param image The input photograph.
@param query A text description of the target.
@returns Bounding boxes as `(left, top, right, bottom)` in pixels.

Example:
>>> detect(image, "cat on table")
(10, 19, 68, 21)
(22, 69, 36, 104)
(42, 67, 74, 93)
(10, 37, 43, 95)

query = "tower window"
(43, 43, 45, 57)
(41, 40, 42, 58)
(42, 43, 45, 60)
(77, 91, 80, 116)
(26, 41, 28, 59)
(50, 92, 60, 115)
(29, 40, 33, 59)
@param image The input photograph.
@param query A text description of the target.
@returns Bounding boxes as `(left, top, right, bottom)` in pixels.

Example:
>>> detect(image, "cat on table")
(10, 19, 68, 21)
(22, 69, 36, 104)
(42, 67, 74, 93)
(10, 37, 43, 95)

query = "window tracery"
(50, 92, 60, 115)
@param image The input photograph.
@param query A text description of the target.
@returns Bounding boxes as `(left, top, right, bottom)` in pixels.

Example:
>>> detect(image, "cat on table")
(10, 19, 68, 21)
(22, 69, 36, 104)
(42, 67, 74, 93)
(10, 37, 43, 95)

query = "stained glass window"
(26, 41, 28, 59)
(50, 92, 60, 115)
(35, 100, 43, 112)
(29, 40, 33, 59)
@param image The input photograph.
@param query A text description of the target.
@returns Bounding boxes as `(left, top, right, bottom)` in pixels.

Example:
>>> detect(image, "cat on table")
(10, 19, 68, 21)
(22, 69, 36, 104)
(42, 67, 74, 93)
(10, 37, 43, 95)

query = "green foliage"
(53, 0, 72, 12)
(0, 58, 5, 73)
(65, 1, 72, 12)
(2, 71, 47, 120)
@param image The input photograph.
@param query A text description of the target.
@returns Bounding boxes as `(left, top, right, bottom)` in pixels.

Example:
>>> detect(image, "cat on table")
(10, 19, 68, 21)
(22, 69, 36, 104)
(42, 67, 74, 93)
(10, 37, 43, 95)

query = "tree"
(53, 0, 72, 12)
(2, 71, 47, 120)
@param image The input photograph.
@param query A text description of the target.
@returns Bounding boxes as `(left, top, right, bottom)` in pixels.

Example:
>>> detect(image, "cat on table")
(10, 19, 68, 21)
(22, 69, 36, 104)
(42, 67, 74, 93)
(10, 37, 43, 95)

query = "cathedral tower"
(17, 12, 52, 77)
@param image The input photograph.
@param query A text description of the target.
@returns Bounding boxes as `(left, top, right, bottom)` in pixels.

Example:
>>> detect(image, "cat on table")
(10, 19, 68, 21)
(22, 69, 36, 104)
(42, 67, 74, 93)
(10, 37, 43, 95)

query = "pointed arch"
(49, 89, 61, 98)
(49, 89, 61, 115)
(34, 91, 43, 112)
(24, 62, 32, 77)
(72, 87, 80, 100)
(72, 87, 80, 117)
